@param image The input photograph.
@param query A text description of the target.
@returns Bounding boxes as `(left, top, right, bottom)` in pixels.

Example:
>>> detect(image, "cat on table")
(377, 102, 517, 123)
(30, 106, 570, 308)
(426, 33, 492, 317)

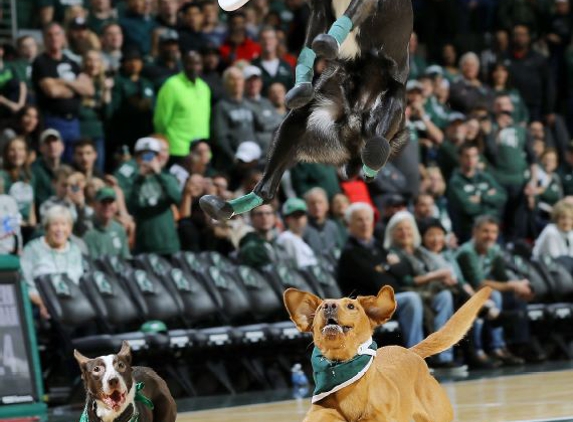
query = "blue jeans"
(395, 292, 424, 348)
(473, 289, 505, 352)
(44, 115, 81, 163)
(433, 290, 455, 362)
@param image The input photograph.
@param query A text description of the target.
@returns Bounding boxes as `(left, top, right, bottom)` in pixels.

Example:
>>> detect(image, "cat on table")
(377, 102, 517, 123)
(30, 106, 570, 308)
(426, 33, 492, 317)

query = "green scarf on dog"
(311, 338, 378, 403)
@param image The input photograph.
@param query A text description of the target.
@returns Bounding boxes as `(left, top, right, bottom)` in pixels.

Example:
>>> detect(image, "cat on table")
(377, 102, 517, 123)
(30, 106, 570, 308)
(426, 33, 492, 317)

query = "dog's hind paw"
(199, 195, 235, 221)
(285, 82, 314, 109)
(312, 34, 339, 60)
(362, 136, 391, 172)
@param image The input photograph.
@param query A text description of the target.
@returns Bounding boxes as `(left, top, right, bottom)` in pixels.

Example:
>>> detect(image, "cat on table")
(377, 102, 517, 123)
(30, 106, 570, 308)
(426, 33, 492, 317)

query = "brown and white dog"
(74, 342, 177, 422)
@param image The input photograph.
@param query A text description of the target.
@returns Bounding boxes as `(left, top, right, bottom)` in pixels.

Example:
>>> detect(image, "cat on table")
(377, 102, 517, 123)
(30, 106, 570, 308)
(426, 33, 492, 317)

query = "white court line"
(508, 417, 573, 422)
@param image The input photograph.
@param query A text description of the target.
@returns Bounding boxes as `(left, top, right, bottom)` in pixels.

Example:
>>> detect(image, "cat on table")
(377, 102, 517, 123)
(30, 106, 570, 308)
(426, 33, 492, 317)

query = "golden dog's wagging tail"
(409, 287, 492, 359)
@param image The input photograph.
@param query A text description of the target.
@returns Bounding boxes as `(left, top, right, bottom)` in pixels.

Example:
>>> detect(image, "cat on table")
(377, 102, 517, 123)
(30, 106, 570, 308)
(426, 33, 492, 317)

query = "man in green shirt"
(456, 215, 533, 365)
(128, 137, 181, 255)
(32, 129, 65, 209)
(84, 187, 130, 259)
(153, 51, 211, 160)
(448, 143, 507, 242)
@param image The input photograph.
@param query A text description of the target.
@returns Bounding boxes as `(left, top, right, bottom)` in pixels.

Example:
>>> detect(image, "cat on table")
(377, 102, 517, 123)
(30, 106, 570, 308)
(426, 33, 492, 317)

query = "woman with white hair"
(449, 51, 494, 113)
(384, 211, 462, 370)
(20, 205, 84, 319)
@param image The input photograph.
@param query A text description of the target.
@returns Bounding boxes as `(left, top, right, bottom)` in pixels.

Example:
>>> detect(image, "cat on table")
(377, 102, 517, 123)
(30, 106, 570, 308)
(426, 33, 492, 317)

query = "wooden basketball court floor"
(177, 369, 573, 422)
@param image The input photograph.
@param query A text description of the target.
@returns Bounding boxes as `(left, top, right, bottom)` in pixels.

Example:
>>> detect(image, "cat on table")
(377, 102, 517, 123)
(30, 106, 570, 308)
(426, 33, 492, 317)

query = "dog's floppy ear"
(117, 340, 132, 364)
(74, 349, 90, 370)
(358, 285, 397, 328)
(283, 288, 322, 332)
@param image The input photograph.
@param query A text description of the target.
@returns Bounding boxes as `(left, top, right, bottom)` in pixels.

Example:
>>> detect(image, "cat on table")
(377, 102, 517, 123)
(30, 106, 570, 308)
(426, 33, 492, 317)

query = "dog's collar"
(311, 337, 377, 403)
(79, 382, 154, 422)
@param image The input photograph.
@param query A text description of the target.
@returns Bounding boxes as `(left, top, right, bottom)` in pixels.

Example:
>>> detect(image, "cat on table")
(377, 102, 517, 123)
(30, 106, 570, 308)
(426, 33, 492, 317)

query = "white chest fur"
(331, 0, 360, 60)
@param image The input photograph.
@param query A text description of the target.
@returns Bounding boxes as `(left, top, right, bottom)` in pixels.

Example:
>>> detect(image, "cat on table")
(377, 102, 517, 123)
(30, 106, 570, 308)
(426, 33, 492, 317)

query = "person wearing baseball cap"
(32, 129, 66, 207)
(129, 136, 181, 255)
(83, 187, 131, 259)
(276, 198, 318, 269)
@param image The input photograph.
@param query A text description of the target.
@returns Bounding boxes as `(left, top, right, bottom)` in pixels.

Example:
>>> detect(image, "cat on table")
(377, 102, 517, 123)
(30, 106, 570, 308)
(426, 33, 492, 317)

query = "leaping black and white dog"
(201, 0, 413, 220)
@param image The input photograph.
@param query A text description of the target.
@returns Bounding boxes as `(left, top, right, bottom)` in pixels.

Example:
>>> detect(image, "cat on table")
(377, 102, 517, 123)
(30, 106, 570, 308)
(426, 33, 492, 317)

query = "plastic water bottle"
(291, 363, 309, 399)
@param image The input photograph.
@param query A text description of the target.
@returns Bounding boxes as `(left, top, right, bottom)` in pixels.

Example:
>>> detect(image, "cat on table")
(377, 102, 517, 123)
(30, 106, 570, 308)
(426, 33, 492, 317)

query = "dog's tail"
(410, 287, 492, 359)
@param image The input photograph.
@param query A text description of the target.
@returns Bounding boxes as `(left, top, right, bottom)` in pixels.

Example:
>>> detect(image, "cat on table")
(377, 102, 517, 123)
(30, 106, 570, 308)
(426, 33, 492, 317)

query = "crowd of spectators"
(2, 0, 573, 371)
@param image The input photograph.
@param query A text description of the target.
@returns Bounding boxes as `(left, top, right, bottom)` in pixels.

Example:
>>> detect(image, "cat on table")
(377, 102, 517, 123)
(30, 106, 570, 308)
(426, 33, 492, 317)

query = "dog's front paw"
(285, 82, 314, 109)
(199, 195, 234, 221)
(312, 34, 339, 60)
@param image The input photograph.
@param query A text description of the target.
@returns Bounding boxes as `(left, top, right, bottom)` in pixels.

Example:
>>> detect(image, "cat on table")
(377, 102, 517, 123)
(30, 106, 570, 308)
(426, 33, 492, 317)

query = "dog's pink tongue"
(103, 391, 123, 410)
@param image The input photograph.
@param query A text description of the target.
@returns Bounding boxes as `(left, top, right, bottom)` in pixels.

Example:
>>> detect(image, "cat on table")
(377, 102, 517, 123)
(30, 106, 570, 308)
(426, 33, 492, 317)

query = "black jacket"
(337, 236, 410, 297)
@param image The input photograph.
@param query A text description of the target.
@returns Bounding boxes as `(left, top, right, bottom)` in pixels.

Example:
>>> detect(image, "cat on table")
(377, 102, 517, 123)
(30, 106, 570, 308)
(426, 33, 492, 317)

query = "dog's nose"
(324, 302, 337, 311)
(108, 377, 119, 388)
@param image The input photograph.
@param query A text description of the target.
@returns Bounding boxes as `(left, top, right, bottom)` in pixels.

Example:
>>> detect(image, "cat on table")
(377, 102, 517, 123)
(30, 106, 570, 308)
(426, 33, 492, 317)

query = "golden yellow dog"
(283, 285, 492, 422)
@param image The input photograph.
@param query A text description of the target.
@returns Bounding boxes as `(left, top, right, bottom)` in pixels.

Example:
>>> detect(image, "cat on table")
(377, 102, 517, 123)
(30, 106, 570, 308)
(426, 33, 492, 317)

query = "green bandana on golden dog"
(311, 338, 377, 403)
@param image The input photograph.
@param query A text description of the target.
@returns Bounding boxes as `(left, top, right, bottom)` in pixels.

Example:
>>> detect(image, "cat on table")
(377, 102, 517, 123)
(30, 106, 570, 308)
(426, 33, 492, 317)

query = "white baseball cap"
(235, 141, 262, 162)
(134, 137, 162, 153)
(243, 65, 262, 80)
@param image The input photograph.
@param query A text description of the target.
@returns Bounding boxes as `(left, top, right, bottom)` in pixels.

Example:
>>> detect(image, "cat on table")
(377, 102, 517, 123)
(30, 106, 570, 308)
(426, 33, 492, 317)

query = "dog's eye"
(93, 366, 101, 373)
(347, 304, 355, 310)
(117, 362, 125, 371)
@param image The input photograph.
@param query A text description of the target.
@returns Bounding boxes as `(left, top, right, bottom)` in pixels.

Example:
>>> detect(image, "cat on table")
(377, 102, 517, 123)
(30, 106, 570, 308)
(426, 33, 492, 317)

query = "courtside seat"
(259, 263, 318, 299)
(545, 303, 573, 320)
(171, 251, 209, 274)
(34, 273, 124, 355)
(132, 253, 173, 279)
(526, 304, 547, 322)
(233, 266, 284, 321)
(200, 251, 239, 268)
(94, 255, 134, 279)
(267, 320, 310, 341)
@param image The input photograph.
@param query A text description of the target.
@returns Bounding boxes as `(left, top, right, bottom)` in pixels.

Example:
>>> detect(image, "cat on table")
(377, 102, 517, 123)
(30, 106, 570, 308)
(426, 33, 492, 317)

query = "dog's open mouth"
(102, 390, 126, 411)
(322, 318, 352, 336)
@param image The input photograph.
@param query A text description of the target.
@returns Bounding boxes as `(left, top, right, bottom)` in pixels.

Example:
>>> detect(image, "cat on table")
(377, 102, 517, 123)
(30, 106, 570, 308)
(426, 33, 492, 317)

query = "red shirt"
(219, 37, 261, 65)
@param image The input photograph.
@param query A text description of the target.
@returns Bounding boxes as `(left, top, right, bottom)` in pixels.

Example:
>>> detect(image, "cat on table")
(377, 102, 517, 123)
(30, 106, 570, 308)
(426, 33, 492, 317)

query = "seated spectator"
(535, 148, 563, 227)
(219, 12, 261, 66)
(100, 23, 123, 73)
(456, 216, 534, 364)
(119, 0, 157, 57)
(251, 27, 294, 94)
(420, 70, 450, 129)
(419, 217, 502, 369)
(408, 32, 427, 81)
(32, 129, 65, 208)
(303, 187, 345, 253)
(338, 202, 425, 349)
(21, 205, 84, 320)
(72, 139, 104, 181)
(211, 66, 257, 170)
(143, 30, 182, 90)
(32, 23, 94, 161)
(170, 140, 216, 189)
(178, 173, 207, 251)
(330, 192, 349, 244)
(243, 66, 282, 155)
(83, 187, 131, 259)
(276, 198, 318, 269)
(155, 0, 178, 31)
(383, 211, 462, 369)
(439, 43, 460, 83)
(128, 137, 181, 255)
(154, 51, 211, 163)
(80, 50, 112, 171)
(87, 0, 117, 35)
(449, 52, 494, 114)
(0, 137, 36, 231)
(0, 105, 42, 159)
(533, 199, 573, 259)
(239, 204, 286, 268)
(178, 2, 209, 55)
(10, 35, 39, 98)
(40, 166, 94, 237)
(480, 30, 509, 80)
(267, 82, 288, 116)
(229, 141, 262, 192)
(109, 49, 155, 152)
(448, 143, 506, 242)
(529, 121, 552, 159)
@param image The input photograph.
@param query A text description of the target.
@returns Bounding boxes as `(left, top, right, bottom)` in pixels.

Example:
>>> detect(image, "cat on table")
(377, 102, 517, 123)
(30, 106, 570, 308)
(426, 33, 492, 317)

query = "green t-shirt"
(290, 163, 341, 201)
(538, 174, 563, 207)
(31, 158, 56, 208)
(38, 0, 86, 24)
(84, 219, 131, 259)
(489, 125, 531, 186)
(0, 170, 35, 221)
(456, 241, 508, 289)
(128, 173, 181, 255)
(424, 96, 450, 129)
(114, 159, 138, 200)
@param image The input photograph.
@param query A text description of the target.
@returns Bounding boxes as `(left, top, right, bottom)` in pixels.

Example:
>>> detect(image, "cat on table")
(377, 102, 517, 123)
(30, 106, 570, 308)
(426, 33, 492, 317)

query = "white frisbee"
(218, 0, 250, 12)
